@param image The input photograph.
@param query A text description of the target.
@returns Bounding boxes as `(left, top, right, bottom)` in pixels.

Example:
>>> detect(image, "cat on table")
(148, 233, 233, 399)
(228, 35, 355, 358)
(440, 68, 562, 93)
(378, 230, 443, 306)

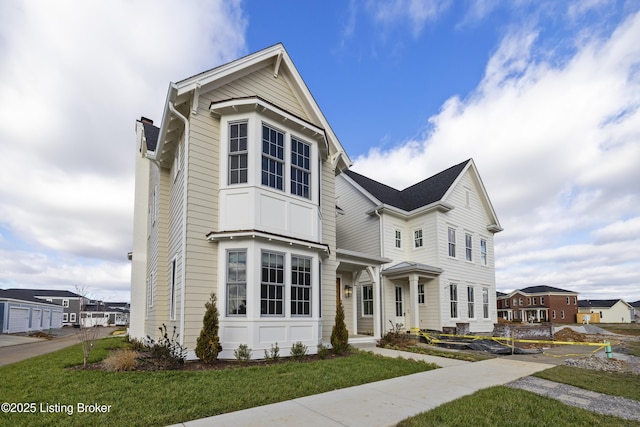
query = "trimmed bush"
(195, 292, 222, 363)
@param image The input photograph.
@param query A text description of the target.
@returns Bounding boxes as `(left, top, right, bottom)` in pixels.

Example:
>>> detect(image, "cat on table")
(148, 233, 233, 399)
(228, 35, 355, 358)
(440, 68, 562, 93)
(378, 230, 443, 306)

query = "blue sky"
(0, 0, 639, 304)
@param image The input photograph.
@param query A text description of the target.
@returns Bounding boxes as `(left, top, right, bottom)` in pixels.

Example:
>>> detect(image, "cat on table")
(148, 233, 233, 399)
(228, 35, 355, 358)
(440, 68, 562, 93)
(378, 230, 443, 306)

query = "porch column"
(367, 266, 381, 339)
(351, 271, 362, 336)
(409, 273, 420, 330)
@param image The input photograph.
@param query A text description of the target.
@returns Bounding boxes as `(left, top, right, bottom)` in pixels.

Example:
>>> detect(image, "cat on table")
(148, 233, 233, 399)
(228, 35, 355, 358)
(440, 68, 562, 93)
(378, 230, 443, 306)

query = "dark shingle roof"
(344, 159, 470, 211)
(519, 285, 577, 294)
(143, 122, 159, 152)
(7, 289, 82, 298)
(630, 300, 640, 308)
(0, 290, 61, 306)
(578, 299, 623, 308)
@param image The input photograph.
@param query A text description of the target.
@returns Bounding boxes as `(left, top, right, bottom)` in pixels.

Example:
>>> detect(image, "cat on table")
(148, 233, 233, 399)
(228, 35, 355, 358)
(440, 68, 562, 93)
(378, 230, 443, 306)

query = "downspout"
(169, 98, 189, 345)
(374, 208, 386, 334)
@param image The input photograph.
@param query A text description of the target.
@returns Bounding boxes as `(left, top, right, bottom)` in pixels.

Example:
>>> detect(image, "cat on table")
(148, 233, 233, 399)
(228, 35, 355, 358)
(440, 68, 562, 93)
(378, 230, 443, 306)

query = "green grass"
(397, 386, 640, 427)
(597, 323, 640, 336)
(0, 337, 437, 427)
(533, 365, 640, 401)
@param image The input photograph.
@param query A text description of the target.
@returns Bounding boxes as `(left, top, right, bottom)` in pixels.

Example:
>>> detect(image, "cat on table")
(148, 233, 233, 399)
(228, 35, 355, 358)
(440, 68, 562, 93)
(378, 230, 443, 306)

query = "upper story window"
(261, 124, 285, 190)
(448, 228, 456, 257)
(395, 230, 402, 248)
(414, 229, 423, 248)
(291, 137, 311, 199)
(480, 239, 487, 265)
(229, 121, 248, 184)
(540, 297, 545, 305)
(465, 233, 472, 261)
(62, 299, 69, 308)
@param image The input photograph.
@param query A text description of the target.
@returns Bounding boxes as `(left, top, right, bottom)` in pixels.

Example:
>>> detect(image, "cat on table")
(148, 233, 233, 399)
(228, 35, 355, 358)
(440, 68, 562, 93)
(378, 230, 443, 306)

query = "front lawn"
(397, 386, 640, 427)
(0, 337, 437, 427)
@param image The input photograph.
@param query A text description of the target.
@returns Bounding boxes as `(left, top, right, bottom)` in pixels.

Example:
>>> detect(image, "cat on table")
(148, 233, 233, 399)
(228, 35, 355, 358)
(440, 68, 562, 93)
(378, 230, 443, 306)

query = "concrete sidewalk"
(169, 349, 553, 427)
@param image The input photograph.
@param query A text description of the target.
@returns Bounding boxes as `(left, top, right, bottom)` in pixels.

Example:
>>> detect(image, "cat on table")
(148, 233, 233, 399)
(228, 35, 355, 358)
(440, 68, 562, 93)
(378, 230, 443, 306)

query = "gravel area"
(507, 376, 640, 421)
(565, 354, 640, 375)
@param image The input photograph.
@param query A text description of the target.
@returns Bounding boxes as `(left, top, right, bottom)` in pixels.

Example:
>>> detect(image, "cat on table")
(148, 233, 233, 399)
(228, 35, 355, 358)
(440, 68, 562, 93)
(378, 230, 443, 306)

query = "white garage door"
(8, 307, 30, 333)
(42, 309, 51, 329)
(31, 309, 42, 330)
(51, 311, 62, 329)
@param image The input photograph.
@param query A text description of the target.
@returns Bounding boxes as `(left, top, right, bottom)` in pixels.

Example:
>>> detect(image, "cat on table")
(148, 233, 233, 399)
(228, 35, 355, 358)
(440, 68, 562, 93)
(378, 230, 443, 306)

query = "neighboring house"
(335, 160, 502, 335)
(0, 290, 64, 333)
(129, 44, 504, 358)
(6, 289, 85, 326)
(496, 285, 579, 324)
(82, 301, 130, 327)
(129, 44, 351, 359)
(578, 299, 633, 323)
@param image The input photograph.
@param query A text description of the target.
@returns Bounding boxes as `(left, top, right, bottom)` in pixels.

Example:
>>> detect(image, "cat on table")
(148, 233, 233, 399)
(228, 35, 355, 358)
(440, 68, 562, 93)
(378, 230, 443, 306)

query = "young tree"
(75, 285, 100, 368)
(330, 301, 349, 354)
(195, 292, 222, 363)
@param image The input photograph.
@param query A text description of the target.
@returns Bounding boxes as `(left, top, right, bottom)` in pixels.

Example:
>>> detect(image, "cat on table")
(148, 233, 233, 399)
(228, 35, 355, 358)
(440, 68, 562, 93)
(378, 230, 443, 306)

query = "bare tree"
(75, 285, 101, 368)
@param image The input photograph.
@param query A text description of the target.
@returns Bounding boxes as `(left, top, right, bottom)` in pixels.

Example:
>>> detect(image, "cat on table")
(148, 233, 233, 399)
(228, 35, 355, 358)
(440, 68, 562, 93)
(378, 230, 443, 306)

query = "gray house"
(0, 290, 64, 333)
(7, 289, 85, 326)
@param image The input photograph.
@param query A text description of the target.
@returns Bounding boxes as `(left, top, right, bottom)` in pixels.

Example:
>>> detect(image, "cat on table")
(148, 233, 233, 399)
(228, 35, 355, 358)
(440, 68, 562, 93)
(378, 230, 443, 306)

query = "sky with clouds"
(0, 0, 638, 303)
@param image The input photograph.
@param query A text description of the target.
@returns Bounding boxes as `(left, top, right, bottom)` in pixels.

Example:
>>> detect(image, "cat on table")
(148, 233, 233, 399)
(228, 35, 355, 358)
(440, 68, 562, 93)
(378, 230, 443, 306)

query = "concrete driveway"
(0, 327, 118, 367)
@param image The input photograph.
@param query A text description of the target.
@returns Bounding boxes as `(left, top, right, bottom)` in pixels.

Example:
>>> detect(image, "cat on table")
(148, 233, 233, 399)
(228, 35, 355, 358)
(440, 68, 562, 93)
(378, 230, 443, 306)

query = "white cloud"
(367, 0, 450, 38)
(352, 10, 640, 300)
(0, 0, 247, 298)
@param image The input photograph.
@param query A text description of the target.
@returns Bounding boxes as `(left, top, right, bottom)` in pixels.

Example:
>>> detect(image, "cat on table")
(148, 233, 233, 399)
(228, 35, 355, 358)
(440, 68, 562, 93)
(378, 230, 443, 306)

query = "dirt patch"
(554, 328, 587, 342)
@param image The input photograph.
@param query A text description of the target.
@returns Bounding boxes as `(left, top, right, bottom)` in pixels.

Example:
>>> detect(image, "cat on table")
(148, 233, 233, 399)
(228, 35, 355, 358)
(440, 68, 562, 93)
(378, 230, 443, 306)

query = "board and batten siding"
(437, 170, 497, 331)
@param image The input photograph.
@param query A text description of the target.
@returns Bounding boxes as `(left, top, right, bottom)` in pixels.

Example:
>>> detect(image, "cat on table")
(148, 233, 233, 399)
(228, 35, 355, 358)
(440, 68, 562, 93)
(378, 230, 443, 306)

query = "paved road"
(0, 327, 117, 367)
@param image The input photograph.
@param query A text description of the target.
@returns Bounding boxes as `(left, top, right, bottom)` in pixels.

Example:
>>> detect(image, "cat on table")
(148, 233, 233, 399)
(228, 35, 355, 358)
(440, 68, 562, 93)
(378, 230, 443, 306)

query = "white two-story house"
(130, 44, 350, 359)
(335, 159, 502, 335)
(130, 44, 503, 358)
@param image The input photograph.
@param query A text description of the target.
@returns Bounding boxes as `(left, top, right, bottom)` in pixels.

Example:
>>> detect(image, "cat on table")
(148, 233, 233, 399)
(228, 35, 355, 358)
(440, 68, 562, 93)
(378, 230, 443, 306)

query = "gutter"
(168, 91, 189, 345)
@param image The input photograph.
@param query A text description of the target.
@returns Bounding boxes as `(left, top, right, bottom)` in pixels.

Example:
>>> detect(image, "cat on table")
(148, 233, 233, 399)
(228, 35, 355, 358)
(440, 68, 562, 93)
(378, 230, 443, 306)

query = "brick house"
(497, 285, 579, 323)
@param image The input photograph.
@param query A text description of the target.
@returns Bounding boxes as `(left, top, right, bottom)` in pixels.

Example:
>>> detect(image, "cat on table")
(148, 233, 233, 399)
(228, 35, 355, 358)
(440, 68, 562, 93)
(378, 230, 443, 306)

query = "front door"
(394, 286, 405, 329)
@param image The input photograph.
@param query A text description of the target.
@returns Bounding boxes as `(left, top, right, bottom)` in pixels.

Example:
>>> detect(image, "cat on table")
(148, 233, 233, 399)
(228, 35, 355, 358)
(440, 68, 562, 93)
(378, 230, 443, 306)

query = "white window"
(395, 286, 403, 317)
(540, 297, 545, 305)
(261, 124, 284, 190)
(170, 258, 177, 320)
(418, 284, 425, 304)
(465, 233, 472, 261)
(573, 297, 577, 305)
(552, 310, 556, 319)
(362, 285, 374, 316)
(395, 230, 402, 248)
(228, 121, 248, 184)
(291, 256, 311, 316)
(63, 313, 68, 323)
(291, 137, 311, 199)
(566, 297, 570, 305)
(70, 313, 76, 323)
(519, 298, 523, 306)
(414, 229, 423, 248)
(450, 284, 458, 318)
(227, 250, 247, 316)
(467, 286, 475, 318)
(561, 310, 565, 319)
(513, 298, 517, 306)
(483, 287, 489, 319)
(480, 239, 487, 265)
(448, 228, 456, 257)
(62, 299, 69, 308)
(261, 251, 284, 316)
(532, 297, 537, 305)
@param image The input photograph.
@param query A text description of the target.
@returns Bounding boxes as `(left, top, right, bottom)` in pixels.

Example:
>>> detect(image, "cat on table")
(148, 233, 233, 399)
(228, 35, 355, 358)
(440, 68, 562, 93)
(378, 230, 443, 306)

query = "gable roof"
(578, 299, 630, 309)
(630, 300, 640, 308)
(344, 160, 469, 211)
(151, 43, 350, 171)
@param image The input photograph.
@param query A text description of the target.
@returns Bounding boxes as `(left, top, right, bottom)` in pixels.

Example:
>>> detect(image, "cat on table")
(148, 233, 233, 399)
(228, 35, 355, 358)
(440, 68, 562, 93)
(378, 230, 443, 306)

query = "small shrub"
(195, 292, 222, 364)
(127, 337, 148, 352)
(331, 301, 349, 354)
(317, 343, 330, 360)
(264, 342, 280, 361)
(234, 344, 252, 362)
(290, 341, 308, 361)
(145, 324, 187, 369)
(103, 349, 139, 372)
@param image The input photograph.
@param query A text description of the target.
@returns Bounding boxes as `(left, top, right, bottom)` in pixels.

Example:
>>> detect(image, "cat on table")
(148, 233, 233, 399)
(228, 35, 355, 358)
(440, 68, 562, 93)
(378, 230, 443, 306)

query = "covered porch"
(336, 248, 391, 344)
(381, 262, 443, 332)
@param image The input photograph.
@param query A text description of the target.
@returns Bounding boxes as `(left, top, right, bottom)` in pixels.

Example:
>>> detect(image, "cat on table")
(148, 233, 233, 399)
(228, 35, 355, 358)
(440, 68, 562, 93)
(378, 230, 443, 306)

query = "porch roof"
(381, 262, 443, 280)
